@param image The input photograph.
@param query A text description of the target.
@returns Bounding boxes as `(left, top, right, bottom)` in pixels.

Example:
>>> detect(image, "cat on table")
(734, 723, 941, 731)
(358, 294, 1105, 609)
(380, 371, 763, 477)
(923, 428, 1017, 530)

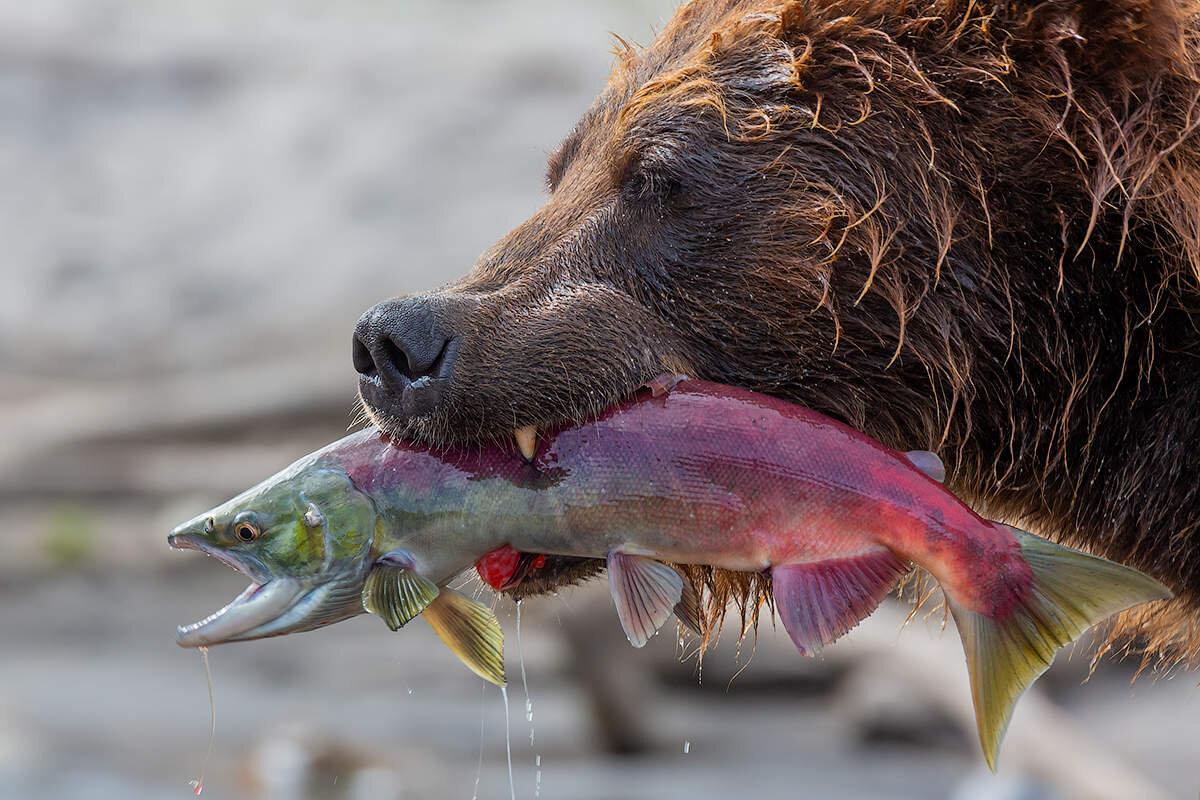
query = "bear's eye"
(235, 522, 261, 542)
(623, 165, 682, 207)
(617, 143, 683, 209)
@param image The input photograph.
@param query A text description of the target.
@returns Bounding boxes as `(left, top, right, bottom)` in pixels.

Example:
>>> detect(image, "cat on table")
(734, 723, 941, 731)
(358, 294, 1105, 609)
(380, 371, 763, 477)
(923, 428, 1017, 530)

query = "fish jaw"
(169, 532, 365, 647)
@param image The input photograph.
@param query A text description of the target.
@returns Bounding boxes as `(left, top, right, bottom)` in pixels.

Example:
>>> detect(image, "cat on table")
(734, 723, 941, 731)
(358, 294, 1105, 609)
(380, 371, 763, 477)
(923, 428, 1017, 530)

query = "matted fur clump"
(362, 0, 1200, 669)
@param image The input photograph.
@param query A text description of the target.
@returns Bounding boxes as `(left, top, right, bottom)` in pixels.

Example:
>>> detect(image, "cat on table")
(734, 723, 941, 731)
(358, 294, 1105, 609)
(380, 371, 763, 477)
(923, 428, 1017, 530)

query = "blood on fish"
(476, 545, 521, 590)
(475, 545, 548, 590)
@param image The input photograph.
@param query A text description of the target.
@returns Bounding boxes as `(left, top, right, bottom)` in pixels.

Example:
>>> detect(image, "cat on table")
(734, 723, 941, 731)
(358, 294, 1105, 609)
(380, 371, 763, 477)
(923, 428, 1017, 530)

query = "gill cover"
(280, 467, 377, 576)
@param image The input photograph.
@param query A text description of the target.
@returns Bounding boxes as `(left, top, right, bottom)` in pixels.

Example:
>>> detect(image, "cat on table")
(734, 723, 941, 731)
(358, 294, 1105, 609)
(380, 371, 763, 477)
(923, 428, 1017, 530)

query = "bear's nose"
(352, 297, 459, 421)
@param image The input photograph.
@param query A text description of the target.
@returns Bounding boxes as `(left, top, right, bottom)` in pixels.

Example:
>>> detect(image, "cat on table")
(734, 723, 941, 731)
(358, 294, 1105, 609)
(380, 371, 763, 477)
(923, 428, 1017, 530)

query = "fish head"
(169, 462, 378, 647)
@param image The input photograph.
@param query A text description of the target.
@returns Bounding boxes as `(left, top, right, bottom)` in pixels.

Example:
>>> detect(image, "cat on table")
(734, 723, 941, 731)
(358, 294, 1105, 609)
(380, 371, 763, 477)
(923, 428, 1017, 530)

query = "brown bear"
(351, 0, 1200, 667)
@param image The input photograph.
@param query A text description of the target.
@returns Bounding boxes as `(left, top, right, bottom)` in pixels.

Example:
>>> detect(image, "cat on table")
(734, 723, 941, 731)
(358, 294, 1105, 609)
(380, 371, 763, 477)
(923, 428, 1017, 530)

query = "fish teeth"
(514, 425, 538, 461)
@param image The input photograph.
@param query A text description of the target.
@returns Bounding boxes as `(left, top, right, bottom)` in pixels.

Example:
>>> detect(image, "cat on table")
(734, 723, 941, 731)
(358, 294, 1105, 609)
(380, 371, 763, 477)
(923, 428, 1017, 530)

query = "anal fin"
(424, 589, 506, 687)
(772, 549, 909, 656)
(607, 551, 683, 647)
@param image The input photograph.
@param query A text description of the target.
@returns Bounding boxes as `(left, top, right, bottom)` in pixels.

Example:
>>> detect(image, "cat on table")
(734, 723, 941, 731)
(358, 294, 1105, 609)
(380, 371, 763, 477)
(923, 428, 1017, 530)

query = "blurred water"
(0, 1, 1195, 798)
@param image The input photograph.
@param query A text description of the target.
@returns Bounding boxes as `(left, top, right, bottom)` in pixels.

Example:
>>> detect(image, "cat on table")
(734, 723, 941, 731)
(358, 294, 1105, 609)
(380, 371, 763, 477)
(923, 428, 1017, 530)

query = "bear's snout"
(352, 295, 462, 424)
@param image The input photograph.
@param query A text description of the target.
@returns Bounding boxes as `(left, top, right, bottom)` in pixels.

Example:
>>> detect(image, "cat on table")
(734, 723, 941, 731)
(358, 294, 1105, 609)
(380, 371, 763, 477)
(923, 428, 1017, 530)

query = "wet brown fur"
(363, 0, 1200, 668)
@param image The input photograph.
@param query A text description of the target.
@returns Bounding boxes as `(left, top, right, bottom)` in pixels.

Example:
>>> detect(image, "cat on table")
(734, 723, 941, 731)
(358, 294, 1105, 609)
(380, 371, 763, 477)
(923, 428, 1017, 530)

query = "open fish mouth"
(168, 532, 332, 647)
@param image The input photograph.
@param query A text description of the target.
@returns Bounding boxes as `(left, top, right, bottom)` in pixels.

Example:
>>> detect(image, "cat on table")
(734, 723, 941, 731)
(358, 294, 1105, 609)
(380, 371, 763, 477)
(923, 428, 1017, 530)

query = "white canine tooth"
(515, 425, 537, 461)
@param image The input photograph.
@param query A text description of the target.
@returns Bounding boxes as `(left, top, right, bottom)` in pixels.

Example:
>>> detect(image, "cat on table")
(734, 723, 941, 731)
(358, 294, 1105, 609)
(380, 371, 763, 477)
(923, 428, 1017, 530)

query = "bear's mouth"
(356, 370, 684, 458)
(356, 368, 660, 454)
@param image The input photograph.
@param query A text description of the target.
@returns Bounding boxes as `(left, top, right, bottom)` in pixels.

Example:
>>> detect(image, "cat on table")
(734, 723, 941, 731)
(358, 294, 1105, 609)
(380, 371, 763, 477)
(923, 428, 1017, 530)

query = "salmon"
(168, 375, 1169, 769)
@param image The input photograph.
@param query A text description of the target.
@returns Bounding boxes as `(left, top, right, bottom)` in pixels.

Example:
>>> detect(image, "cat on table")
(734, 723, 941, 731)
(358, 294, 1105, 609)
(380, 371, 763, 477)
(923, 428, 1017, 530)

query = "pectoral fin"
(362, 554, 440, 631)
(607, 551, 683, 647)
(423, 589, 506, 687)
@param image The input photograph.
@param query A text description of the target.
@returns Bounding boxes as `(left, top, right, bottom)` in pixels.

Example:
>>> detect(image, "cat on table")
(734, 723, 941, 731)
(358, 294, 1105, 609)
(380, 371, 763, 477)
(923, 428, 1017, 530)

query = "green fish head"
(169, 461, 377, 647)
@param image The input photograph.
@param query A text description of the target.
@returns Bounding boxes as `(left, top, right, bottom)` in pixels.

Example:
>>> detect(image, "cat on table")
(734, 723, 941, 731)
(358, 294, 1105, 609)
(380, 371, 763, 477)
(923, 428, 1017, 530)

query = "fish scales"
(168, 376, 1170, 771)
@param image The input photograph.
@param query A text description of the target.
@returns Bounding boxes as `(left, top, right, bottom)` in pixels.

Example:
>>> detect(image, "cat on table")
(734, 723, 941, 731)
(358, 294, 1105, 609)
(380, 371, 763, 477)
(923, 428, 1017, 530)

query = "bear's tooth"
(515, 426, 538, 461)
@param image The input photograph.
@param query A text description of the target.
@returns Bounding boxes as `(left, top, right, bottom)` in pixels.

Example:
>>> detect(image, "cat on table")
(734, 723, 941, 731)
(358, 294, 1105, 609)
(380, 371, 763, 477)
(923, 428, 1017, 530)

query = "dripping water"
(471, 683, 486, 800)
(516, 601, 535, 743)
(517, 601, 541, 798)
(188, 646, 216, 796)
(500, 686, 515, 800)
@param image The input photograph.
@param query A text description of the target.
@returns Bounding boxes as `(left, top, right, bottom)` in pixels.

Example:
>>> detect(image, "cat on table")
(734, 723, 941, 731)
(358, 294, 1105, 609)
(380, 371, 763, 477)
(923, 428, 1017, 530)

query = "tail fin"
(948, 526, 1171, 771)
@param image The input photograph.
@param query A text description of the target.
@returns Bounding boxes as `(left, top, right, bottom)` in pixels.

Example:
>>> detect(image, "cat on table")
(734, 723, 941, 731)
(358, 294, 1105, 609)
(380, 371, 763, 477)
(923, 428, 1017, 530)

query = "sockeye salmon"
(168, 376, 1169, 769)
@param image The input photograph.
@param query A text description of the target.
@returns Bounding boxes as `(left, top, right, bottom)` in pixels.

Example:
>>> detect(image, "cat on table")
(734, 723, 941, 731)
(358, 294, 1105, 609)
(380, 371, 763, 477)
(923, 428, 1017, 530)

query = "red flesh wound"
(475, 544, 521, 590)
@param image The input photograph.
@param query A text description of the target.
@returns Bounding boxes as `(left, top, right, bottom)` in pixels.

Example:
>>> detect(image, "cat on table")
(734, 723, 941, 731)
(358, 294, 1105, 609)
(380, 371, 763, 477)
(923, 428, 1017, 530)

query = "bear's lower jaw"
(355, 389, 453, 445)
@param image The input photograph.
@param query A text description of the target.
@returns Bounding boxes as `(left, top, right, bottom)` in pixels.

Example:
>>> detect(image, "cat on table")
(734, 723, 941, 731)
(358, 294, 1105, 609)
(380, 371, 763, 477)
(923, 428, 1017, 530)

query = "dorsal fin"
(905, 449, 945, 482)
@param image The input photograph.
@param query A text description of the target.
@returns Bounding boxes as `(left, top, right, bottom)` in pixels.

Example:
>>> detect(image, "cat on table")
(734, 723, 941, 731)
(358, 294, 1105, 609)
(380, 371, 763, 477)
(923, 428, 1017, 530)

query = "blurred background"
(1, 1, 1196, 798)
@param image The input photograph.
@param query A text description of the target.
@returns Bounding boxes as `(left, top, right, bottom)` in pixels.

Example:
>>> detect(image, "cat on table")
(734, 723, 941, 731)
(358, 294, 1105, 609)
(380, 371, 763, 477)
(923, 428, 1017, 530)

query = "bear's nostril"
(351, 335, 377, 378)
(382, 338, 413, 380)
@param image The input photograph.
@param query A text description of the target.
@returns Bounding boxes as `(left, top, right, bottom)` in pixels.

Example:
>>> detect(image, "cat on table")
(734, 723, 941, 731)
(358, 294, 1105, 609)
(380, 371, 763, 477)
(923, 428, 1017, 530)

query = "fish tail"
(948, 525, 1171, 771)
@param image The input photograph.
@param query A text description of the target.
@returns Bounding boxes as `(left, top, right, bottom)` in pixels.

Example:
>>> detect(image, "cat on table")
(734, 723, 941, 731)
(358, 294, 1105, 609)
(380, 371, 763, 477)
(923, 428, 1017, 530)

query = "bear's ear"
(1011, 0, 1189, 83)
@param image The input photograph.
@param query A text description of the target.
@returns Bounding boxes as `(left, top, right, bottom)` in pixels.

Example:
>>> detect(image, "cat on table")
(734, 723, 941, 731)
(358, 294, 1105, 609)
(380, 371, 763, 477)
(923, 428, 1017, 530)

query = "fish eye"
(234, 522, 261, 542)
